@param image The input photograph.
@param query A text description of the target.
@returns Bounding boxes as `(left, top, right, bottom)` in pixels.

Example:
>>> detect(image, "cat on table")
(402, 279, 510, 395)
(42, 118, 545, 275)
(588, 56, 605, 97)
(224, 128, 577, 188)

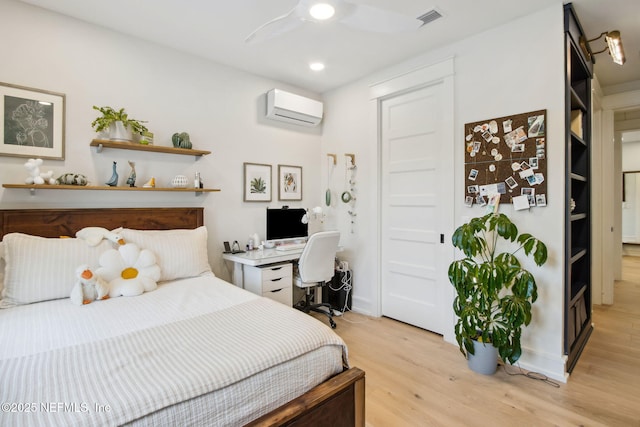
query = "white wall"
(622, 142, 640, 171)
(322, 5, 567, 380)
(0, 0, 325, 282)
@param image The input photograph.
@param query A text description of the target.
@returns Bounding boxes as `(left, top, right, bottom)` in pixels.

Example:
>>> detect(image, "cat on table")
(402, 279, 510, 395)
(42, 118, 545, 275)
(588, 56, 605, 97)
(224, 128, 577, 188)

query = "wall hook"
(345, 153, 356, 167)
(327, 153, 337, 165)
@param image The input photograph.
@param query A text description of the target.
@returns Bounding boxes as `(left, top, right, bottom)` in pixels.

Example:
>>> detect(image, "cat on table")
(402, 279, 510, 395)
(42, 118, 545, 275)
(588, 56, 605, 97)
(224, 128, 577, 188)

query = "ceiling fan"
(245, 0, 426, 44)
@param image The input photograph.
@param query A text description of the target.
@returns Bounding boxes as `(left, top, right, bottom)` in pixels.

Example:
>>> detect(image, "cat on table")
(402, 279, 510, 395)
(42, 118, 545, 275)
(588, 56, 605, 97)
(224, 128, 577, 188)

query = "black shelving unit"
(564, 3, 593, 372)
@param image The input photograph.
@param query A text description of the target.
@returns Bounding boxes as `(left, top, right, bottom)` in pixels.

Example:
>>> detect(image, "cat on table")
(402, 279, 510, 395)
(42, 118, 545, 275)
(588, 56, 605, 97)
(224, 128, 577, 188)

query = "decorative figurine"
(106, 161, 118, 187)
(143, 177, 155, 188)
(126, 161, 136, 187)
(56, 173, 88, 186)
(24, 158, 56, 185)
(171, 132, 192, 149)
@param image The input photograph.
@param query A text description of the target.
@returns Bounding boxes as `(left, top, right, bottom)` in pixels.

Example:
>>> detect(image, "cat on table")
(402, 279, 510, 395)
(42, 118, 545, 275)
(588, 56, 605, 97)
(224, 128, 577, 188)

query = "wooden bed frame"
(0, 207, 365, 427)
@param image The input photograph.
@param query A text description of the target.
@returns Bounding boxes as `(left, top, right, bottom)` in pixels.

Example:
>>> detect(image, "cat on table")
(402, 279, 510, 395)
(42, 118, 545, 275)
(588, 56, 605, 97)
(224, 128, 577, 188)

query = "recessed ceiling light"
(309, 3, 335, 20)
(309, 62, 325, 71)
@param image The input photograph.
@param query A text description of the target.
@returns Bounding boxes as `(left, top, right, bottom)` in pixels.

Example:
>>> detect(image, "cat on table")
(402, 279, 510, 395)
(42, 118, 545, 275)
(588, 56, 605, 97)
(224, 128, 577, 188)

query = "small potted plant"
(91, 106, 148, 142)
(448, 212, 547, 374)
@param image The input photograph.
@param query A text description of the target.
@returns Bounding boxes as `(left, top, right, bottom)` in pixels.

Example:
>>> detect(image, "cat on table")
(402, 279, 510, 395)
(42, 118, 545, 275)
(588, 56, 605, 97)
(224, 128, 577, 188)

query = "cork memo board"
(464, 109, 547, 209)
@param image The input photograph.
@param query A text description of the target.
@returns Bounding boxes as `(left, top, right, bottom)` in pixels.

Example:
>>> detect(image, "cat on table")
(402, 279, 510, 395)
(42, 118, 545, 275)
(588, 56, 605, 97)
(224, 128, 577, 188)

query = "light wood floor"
(324, 256, 640, 426)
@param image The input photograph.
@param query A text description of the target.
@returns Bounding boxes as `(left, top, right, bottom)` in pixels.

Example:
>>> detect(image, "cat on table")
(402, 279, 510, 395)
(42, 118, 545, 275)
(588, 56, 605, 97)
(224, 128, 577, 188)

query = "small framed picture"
(468, 169, 479, 181)
(536, 194, 547, 206)
(278, 164, 302, 201)
(467, 185, 479, 194)
(243, 163, 272, 202)
(1, 82, 66, 160)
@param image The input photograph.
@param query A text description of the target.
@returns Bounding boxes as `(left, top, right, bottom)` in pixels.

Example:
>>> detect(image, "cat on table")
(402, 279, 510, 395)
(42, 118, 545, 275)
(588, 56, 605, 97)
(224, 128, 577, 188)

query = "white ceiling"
(18, 0, 640, 94)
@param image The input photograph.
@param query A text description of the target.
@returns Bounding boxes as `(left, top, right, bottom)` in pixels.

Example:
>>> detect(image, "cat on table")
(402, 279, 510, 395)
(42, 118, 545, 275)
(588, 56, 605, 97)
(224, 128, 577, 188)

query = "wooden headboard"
(0, 208, 204, 239)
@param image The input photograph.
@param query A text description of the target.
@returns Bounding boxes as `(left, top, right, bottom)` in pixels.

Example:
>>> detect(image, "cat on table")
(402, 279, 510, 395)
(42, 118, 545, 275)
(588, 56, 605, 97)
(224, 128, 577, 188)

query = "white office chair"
(294, 230, 340, 329)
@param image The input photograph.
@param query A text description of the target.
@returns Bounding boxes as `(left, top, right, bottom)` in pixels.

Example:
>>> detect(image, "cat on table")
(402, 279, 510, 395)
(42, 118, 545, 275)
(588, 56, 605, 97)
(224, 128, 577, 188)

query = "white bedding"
(0, 274, 348, 426)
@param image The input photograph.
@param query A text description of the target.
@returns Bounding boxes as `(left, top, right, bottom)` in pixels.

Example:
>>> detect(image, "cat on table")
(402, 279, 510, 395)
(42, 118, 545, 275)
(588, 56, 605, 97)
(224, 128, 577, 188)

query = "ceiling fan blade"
(339, 3, 423, 33)
(245, 7, 303, 44)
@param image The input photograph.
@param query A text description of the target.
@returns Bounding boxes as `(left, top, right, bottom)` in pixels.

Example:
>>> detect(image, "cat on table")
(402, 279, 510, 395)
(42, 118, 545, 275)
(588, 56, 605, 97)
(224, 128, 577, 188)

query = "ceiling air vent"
(417, 9, 443, 26)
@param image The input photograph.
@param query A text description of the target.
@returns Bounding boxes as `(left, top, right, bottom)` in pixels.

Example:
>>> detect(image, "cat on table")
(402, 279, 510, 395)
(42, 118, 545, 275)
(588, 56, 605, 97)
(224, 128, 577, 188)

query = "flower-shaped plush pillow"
(96, 243, 160, 297)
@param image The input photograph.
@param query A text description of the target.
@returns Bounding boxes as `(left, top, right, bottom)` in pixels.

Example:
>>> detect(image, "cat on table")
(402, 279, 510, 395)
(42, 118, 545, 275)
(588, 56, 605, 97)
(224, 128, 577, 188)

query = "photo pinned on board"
(528, 114, 545, 138)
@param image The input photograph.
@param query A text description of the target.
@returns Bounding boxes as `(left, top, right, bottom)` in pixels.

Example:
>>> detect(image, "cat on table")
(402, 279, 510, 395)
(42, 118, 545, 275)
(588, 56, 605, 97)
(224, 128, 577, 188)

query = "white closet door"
(380, 80, 453, 334)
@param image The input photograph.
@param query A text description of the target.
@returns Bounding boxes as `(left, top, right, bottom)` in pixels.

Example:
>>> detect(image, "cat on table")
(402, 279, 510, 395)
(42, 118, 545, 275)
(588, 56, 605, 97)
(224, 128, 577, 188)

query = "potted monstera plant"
(91, 106, 148, 142)
(448, 213, 547, 374)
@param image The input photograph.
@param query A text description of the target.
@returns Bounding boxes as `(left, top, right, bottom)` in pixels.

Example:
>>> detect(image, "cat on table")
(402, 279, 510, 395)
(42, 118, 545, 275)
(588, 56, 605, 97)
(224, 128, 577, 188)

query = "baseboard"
(511, 348, 569, 383)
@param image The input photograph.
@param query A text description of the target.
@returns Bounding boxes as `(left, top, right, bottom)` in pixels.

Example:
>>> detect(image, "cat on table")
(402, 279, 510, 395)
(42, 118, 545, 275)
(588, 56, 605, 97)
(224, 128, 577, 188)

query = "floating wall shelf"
(90, 139, 211, 158)
(2, 184, 220, 196)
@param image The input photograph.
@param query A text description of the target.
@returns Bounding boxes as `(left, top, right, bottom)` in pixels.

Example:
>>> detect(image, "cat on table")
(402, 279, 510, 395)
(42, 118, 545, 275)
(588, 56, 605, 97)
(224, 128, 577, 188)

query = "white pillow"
(1, 233, 113, 308)
(0, 241, 5, 300)
(117, 226, 212, 282)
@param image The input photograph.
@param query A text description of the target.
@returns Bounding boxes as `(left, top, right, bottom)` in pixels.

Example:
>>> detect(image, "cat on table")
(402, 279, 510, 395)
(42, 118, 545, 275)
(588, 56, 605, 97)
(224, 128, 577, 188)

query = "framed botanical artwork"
(278, 164, 302, 201)
(1, 82, 65, 160)
(244, 162, 272, 202)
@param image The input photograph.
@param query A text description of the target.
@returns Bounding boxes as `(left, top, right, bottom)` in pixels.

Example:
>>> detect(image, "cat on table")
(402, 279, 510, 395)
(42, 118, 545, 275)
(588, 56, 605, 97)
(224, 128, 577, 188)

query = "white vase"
(171, 175, 188, 188)
(108, 121, 132, 142)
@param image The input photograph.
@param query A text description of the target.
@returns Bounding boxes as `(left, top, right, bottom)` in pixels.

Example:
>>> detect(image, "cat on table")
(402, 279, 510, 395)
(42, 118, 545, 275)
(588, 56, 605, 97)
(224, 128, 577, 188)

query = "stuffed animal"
(70, 265, 110, 305)
(24, 158, 56, 185)
(76, 227, 125, 246)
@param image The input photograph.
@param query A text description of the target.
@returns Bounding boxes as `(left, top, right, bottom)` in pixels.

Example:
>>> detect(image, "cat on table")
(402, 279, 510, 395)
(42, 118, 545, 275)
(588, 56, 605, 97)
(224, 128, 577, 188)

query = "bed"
(0, 207, 364, 426)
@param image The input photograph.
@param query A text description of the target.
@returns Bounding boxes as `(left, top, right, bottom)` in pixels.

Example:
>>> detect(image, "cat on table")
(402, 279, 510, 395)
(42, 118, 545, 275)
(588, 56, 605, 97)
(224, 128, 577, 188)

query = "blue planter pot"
(467, 339, 498, 375)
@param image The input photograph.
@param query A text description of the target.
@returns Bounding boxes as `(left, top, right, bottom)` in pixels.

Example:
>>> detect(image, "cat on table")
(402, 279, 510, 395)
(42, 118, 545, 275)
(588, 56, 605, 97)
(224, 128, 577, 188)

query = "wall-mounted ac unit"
(266, 89, 323, 127)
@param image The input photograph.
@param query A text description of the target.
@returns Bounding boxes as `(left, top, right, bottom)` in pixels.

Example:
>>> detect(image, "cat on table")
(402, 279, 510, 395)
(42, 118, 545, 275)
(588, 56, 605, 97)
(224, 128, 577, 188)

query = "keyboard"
(276, 242, 306, 252)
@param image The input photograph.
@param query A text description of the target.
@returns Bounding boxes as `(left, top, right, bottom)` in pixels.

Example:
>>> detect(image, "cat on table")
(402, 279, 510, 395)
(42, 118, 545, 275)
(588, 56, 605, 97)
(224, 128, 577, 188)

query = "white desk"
(222, 248, 305, 288)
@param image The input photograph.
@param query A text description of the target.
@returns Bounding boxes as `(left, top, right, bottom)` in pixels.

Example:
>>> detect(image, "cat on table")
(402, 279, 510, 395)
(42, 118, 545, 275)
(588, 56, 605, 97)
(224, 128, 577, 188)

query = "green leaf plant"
(448, 213, 548, 365)
(91, 106, 148, 136)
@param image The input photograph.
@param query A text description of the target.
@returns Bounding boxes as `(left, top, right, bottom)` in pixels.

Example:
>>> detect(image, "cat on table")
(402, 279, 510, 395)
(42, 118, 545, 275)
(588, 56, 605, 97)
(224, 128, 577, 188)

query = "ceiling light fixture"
(309, 3, 335, 20)
(309, 62, 325, 71)
(580, 30, 626, 65)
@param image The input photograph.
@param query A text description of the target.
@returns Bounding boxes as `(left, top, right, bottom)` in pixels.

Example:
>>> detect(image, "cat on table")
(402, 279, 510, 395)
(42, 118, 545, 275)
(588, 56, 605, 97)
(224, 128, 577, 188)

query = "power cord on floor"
(501, 362, 560, 388)
(326, 269, 368, 324)
(328, 269, 352, 313)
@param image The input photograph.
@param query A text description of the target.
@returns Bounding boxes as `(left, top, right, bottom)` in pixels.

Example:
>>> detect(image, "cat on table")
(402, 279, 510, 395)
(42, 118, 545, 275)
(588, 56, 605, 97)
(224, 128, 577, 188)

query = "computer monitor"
(266, 208, 308, 242)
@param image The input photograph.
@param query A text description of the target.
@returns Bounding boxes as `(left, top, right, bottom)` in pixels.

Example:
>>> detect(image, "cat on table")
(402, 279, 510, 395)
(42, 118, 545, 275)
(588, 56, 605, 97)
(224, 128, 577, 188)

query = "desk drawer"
(243, 262, 293, 306)
(261, 263, 292, 281)
(262, 275, 290, 292)
(264, 286, 292, 306)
